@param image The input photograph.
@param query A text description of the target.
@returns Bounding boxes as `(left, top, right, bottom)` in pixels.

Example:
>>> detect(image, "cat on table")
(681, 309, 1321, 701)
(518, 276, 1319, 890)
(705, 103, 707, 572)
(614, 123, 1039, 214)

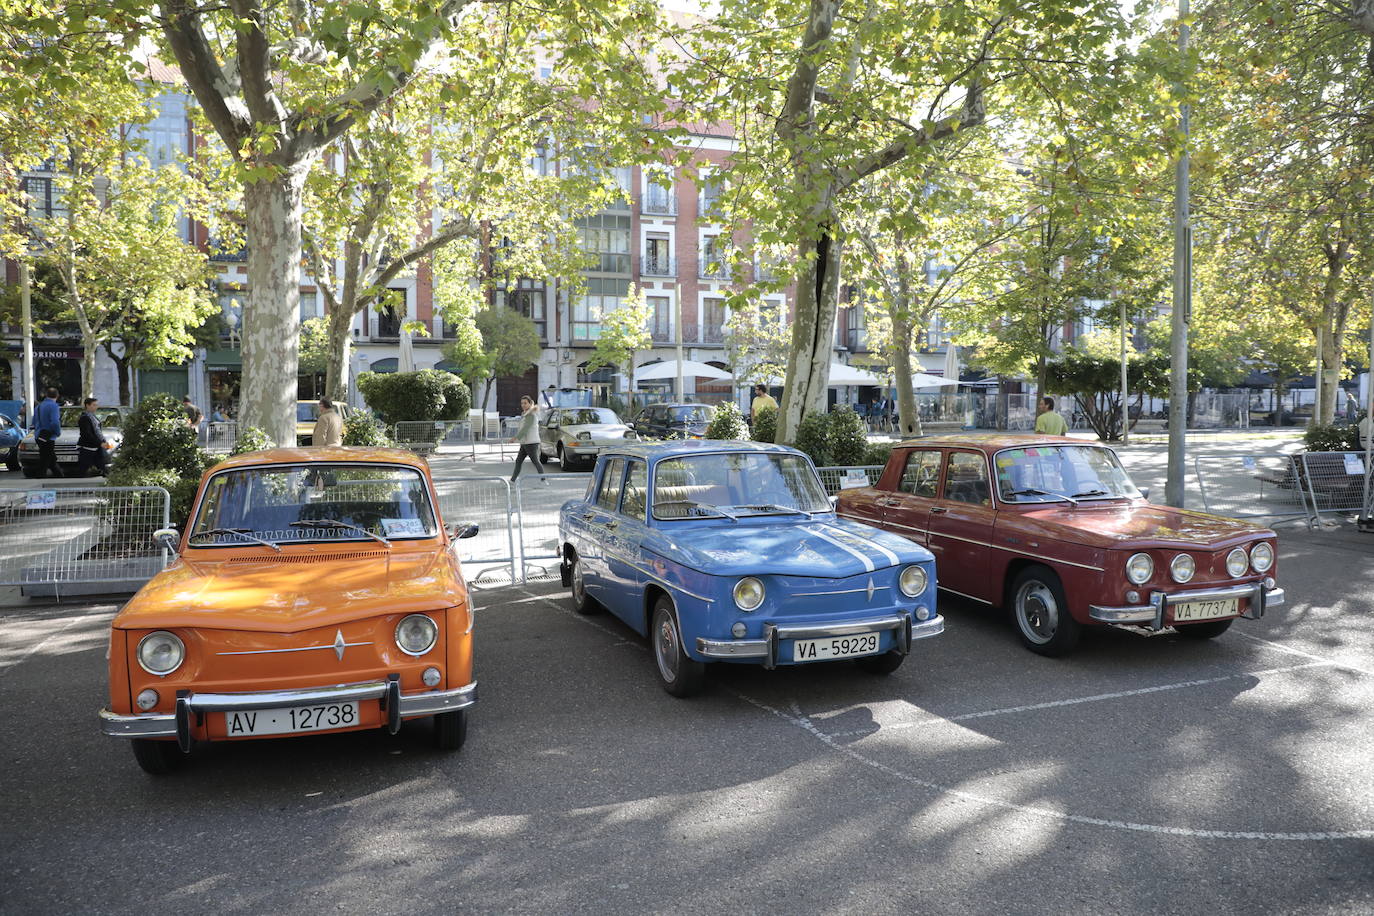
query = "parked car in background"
(836, 434, 1283, 656)
(99, 447, 481, 774)
(295, 400, 353, 445)
(631, 403, 715, 440)
(18, 406, 127, 477)
(559, 441, 942, 697)
(540, 406, 637, 470)
(0, 411, 22, 471)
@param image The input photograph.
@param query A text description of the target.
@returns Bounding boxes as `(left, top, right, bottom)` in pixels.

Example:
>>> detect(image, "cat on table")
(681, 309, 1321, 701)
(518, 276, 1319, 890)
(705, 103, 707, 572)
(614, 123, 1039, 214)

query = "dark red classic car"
(836, 435, 1283, 655)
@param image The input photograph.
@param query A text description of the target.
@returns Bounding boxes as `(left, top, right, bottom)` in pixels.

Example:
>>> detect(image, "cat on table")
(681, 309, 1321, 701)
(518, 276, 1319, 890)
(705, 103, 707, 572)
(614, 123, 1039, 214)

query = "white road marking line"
(726, 685, 1374, 842)
(821, 661, 1336, 737)
(1236, 632, 1374, 678)
(517, 586, 643, 649)
(0, 612, 106, 676)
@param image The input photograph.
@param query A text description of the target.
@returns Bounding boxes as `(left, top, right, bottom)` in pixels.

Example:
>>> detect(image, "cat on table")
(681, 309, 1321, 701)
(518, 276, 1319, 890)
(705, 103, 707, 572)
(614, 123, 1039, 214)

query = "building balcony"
(641, 256, 676, 277)
(699, 258, 731, 281)
(642, 193, 677, 216)
(702, 325, 725, 344)
(650, 326, 673, 344)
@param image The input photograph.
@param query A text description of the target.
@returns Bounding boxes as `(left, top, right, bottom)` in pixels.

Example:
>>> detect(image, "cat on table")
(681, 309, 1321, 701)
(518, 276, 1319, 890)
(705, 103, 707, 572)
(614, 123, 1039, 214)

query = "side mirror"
(152, 528, 179, 552)
(451, 523, 479, 539)
(1139, 487, 1150, 500)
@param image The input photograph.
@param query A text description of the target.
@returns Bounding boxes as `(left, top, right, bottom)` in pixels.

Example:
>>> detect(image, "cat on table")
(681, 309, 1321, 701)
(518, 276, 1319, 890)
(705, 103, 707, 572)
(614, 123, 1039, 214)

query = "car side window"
(621, 459, 648, 520)
(899, 450, 941, 497)
(544, 410, 559, 428)
(596, 458, 625, 511)
(943, 451, 991, 506)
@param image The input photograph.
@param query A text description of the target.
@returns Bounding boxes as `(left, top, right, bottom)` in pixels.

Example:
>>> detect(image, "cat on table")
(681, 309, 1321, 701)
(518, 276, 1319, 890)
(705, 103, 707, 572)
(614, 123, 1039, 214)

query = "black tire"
(856, 651, 905, 675)
(21, 465, 40, 479)
(4, 448, 16, 472)
(651, 597, 706, 697)
(1175, 619, 1234, 639)
(433, 709, 468, 750)
(1010, 565, 1081, 657)
(130, 738, 185, 775)
(556, 442, 567, 467)
(569, 552, 601, 615)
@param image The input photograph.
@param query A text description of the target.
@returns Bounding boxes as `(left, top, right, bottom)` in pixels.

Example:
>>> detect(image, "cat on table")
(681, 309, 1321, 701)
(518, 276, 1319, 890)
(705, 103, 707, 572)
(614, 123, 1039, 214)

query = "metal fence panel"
(0, 486, 170, 596)
(204, 421, 238, 453)
(511, 474, 589, 581)
(393, 420, 477, 460)
(1297, 451, 1370, 527)
(814, 465, 885, 496)
(1191, 453, 1306, 522)
(430, 475, 518, 585)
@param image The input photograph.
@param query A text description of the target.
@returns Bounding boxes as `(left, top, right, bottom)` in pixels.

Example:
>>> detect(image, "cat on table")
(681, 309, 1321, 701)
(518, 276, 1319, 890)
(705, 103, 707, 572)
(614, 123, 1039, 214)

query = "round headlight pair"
(1225, 547, 1249, 578)
(1170, 553, 1196, 583)
(1126, 553, 1153, 585)
(733, 577, 765, 611)
(137, 631, 185, 676)
(899, 565, 928, 597)
(395, 614, 438, 656)
(1250, 542, 1274, 573)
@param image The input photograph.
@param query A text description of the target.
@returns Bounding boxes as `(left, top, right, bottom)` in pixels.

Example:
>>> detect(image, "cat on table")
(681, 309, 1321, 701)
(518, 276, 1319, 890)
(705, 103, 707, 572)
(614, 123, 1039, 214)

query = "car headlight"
(1170, 553, 1195, 583)
(1225, 547, 1248, 578)
(623, 430, 638, 439)
(577, 431, 592, 441)
(733, 576, 765, 611)
(395, 614, 438, 656)
(899, 565, 928, 597)
(137, 631, 185, 676)
(1250, 541, 1274, 573)
(1125, 552, 1153, 584)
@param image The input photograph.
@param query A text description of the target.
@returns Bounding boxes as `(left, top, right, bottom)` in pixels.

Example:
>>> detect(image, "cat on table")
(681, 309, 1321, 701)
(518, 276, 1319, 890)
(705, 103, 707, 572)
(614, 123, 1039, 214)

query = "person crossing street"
(34, 388, 63, 478)
(76, 397, 110, 477)
(509, 395, 548, 484)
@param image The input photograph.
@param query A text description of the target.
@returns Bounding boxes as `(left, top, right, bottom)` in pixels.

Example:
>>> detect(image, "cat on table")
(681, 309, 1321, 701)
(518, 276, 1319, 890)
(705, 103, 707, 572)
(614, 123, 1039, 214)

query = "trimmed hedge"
(792, 408, 869, 468)
(357, 369, 471, 424)
(705, 402, 749, 440)
(232, 426, 274, 455)
(343, 413, 394, 447)
(117, 393, 208, 477)
(1304, 418, 1364, 452)
(751, 405, 777, 443)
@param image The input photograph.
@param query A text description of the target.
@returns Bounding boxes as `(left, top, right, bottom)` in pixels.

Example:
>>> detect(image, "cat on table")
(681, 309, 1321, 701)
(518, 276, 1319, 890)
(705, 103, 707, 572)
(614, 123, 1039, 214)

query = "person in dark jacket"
(34, 388, 62, 478)
(76, 396, 109, 477)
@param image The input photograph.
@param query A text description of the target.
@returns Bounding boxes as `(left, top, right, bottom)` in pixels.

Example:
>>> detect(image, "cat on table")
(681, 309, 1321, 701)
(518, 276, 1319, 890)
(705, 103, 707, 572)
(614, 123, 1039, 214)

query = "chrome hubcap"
(572, 562, 584, 602)
(1017, 581, 1057, 644)
(655, 613, 679, 682)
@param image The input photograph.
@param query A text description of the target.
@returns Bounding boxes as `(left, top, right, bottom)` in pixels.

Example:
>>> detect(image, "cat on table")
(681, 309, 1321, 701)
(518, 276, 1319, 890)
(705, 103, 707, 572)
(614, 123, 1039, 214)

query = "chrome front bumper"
(1089, 581, 1284, 630)
(99, 676, 478, 751)
(696, 612, 945, 669)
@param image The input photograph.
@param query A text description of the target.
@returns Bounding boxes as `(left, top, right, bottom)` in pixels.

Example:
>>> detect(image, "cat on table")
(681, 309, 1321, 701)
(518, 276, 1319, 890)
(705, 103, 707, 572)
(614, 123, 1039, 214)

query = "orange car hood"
(115, 547, 465, 633)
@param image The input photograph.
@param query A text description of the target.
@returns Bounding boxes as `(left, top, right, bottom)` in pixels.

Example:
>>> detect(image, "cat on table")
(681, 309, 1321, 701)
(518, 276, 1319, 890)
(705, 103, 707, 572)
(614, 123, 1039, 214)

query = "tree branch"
(159, 0, 251, 149)
(228, 0, 289, 141)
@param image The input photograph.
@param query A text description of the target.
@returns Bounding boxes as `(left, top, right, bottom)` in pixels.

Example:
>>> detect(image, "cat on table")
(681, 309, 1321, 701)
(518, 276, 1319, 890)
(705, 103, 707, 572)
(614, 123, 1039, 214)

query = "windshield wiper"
(654, 500, 738, 522)
(1005, 488, 1079, 506)
(1068, 488, 1116, 500)
(736, 503, 814, 518)
(189, 527, 281, 552)
(289, 519, 391, 548)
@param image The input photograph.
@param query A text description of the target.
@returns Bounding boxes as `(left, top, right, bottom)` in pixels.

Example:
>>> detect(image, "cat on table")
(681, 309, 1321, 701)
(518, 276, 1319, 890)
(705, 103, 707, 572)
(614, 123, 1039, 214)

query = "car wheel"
(1010, 565, 1081, 656)
(1175, 619, 1234, 639)
(21, 465, 40, 479)
(651, 596, 705, 698)
(855, 651, 905, 675)
(4, 448, 16, 472)
(433, 709, 468, 750)
(130, 738, 185, 775)
(570, 552, 601, 615)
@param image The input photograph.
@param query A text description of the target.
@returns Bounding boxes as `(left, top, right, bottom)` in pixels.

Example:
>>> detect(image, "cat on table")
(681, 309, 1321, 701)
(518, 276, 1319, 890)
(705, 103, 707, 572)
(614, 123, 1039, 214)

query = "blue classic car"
(558, 441, 943, 696)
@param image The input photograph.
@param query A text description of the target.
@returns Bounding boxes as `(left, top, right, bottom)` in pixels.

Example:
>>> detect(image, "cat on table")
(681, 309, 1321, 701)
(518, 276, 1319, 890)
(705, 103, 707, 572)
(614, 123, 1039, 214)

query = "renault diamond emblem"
(866, 577, 875, 601)
(333, 629, 347, 661)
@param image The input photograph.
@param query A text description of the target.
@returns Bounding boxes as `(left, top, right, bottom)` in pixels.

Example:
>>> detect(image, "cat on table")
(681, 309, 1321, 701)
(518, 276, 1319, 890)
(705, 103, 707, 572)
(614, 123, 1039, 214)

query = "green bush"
(231, 426, 274, 455)
(343, 413, 395, 447)
(751, 405, 777, 443)
(793, 412, 834, 467)
(118, 394, 208, 477)
(357, 369, 470, 424)
(862, 441, 895, 467)
(1303, 421, 1362, 452)
(828, 408, 870, 466)
(106, 465, 201, 531)
(705, 402, 749, 440)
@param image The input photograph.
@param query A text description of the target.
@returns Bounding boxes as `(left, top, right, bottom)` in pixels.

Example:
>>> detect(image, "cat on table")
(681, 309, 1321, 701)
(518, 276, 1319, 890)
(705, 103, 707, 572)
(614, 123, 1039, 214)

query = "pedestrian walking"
(1035, 396, 1070, 436)
(34, 387, 62, 478)
(182, 394, 198, 422)
(750, 384, 778, 424)
(312, 397, 343, 447)
(76, 397, 109, 477)
(509, 395, 548, 484)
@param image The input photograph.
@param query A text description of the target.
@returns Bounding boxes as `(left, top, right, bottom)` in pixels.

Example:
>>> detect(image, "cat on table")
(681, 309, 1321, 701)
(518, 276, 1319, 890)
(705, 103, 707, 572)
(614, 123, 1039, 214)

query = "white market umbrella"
(943, 344, 961, 386)
(398, 329, 416, 373)
(761, 363, 886, 387)
(634, 359, 732, 382)
(910, 371, 959, 389)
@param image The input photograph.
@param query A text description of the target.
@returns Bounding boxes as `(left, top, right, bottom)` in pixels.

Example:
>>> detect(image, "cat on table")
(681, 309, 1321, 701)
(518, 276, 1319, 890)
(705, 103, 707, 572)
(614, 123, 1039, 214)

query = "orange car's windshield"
(188, 464, 438, 546)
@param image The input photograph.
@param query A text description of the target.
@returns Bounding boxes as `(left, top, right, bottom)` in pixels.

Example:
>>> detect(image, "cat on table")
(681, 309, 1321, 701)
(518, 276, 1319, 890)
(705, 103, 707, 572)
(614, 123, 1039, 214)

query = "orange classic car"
(99, 447, 480, 774)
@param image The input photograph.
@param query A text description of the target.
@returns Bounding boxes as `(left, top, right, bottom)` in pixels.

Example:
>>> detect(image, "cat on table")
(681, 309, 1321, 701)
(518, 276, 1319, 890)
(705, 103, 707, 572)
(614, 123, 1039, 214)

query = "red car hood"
(1011, 502, 1273, 550)
(114, 546, 466, 633)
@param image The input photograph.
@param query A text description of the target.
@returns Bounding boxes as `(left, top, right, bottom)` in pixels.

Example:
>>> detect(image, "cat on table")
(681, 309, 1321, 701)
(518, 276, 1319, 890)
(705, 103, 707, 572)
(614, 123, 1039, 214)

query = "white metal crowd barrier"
(1191, 454, 1308, 523)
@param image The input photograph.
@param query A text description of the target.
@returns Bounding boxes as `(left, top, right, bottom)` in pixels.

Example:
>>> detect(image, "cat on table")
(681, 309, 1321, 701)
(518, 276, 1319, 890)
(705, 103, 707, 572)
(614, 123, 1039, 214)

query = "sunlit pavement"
(1, 511, 1371, 915)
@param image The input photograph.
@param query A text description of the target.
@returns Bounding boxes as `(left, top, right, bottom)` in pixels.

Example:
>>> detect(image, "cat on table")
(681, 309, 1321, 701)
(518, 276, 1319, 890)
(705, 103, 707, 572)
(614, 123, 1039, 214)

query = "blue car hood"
(656, 516, 930, 578)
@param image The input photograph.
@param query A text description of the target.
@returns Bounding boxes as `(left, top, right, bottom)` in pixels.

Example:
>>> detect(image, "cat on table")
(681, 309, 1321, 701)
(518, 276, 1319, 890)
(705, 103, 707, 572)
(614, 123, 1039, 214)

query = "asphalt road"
(2, 517, 1372, 915)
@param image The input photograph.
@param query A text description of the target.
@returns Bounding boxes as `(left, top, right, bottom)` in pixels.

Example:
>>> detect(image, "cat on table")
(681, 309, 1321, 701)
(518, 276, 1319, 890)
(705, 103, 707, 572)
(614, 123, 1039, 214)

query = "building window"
(703, 298, 726, 344)
(643, 167, 676, 215)
(699, 170, 723, 220)
(700, 236, 730, 280)
(299, 291, 320, 322)
(649, 295, 672, 343)
(20, 176, 61, 221)
(530, 143, 548, 176)
(375, 289, 406, 338)
(538, 65, 552, 80)
(643, 235, 673, 276)
(572, 277, 628, 341)
(576, 214, 631, 274)
(500, 281, 547, 340)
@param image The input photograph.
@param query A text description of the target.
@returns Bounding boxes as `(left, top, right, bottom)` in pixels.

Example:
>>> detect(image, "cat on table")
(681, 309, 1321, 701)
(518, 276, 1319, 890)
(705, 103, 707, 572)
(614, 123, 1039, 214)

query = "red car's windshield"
(995, 446, 1141, 503)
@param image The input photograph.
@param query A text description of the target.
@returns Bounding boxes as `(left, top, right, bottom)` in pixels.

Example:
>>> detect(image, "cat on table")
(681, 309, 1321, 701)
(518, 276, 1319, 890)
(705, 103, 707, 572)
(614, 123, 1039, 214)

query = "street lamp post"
(1166, 0, 1191, 507)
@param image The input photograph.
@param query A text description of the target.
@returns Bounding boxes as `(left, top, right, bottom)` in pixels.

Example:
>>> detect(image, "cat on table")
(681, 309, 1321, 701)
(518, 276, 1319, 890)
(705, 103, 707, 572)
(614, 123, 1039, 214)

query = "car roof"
(598, 439, 802, 462)
(894, 433, 1095, 453)
(646, 403, 713, 409)
(208, 446, 428, 472)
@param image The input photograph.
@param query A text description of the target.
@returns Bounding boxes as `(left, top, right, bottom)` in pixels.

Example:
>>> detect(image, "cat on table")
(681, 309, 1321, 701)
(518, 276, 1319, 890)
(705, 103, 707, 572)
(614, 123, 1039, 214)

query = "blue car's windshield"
(652, 453, 828, 520)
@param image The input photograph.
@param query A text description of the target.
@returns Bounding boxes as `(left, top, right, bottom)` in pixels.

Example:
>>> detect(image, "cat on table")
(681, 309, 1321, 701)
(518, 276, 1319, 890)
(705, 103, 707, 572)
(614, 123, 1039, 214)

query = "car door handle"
(930, 507, 948, 514)
(603, 520, 619, 530)
(579, 513, 596, 522)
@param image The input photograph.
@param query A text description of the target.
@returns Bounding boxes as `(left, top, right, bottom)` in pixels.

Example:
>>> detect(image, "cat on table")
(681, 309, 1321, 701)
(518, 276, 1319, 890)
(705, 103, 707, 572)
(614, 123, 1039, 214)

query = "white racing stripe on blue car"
(826, 522, 901, 567)
(809, 525, 876, 572)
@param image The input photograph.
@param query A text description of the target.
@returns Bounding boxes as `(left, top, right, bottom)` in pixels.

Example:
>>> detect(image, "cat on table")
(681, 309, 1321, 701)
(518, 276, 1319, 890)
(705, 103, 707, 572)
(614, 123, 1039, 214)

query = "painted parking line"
(0, 610, 111, 676)
(726, 687, 1374, 842)
(820, 660, 1337, 738)
(1236, 631, 1374, 678)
